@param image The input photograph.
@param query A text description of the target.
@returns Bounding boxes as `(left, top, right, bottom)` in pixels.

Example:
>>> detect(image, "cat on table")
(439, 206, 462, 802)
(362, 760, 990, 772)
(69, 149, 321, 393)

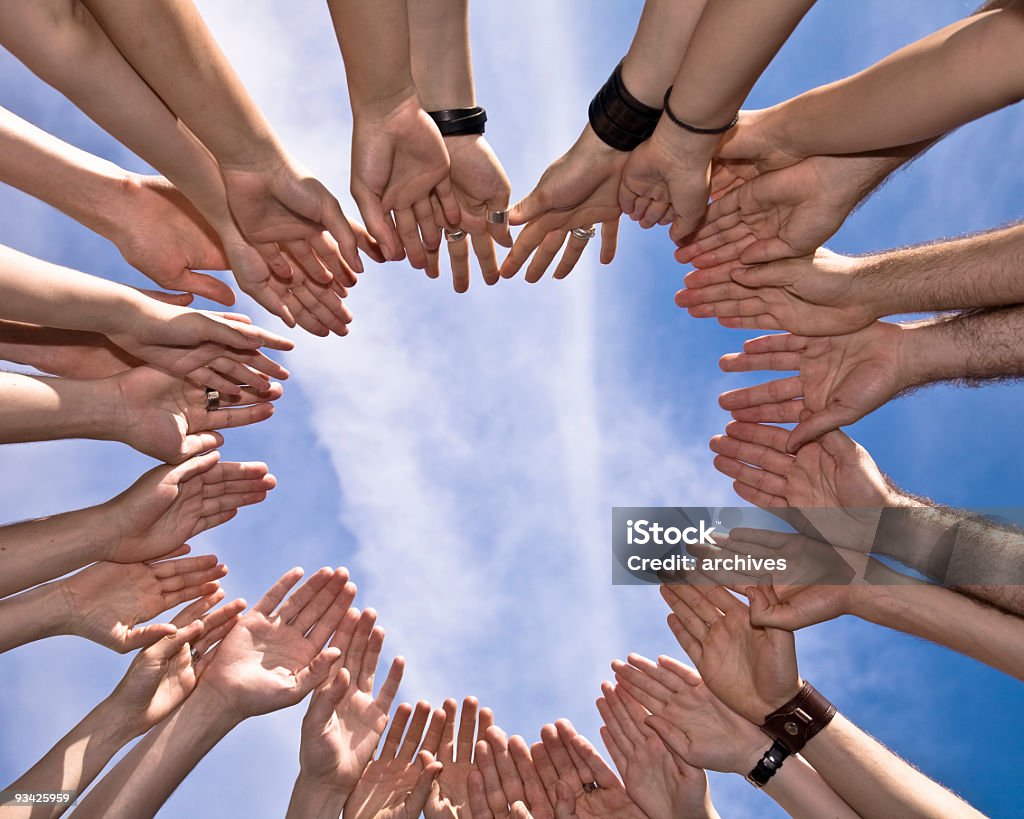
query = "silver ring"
(583, 782, 599, 793)
(190, 647, 201, 665)
(570, 226, 597, 241)
(486, 210, 509, 225)
(205, 388, 221, 412)
(444, 228, 467, 243)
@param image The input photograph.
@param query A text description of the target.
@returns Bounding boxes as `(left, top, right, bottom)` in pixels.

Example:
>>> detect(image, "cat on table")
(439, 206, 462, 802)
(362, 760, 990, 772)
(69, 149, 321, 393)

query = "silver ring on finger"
(444, 228, 468, 243)
(190, 647, 201, 665)
(205, 388, 221, 412)
(486, 209, 509, 225)
(570, 226, 597, 241)
(583, 782, 600, 793)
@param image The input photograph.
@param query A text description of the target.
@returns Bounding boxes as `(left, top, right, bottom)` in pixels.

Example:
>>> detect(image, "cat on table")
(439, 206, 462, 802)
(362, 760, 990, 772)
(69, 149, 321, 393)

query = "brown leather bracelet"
(760, 682, 837, 755)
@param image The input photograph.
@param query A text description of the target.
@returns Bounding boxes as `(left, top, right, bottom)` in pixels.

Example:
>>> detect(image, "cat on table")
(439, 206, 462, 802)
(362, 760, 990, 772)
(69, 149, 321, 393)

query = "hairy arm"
(802, 714, 984, 819)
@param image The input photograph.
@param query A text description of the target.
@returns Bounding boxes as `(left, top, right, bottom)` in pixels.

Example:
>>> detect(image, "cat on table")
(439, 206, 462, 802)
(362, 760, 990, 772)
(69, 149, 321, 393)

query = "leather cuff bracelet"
(745, 740, 790, 789)
(588, 60, 662, 151)
(428, 106, 487, 136)
(761, 682, 837, 755)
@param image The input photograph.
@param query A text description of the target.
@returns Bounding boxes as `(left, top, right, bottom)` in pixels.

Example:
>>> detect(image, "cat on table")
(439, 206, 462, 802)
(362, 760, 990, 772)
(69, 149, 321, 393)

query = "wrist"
(649, 117, 719, 168)
(180, 683, 246, 735)
(291, 772, 352, 815)
(350, 81, 420, 121)
(91, 694, 148, 747)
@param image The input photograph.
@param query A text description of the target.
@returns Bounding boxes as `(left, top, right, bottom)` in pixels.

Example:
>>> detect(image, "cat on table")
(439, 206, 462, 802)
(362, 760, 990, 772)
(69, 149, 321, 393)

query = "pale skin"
(286, 606, 406, 819)
(660, 583, 986, 819)
(595, 678, 719, 819)
(0, 451, 275, 597)
(0, 592, 244, 819)
(78, 0, 377, 282)
(0, 244, 293, 395)
(0, 105, 233, 304)
(0, 0, 360, 333)
(717, 2, 1024, 169)
(614, 655, 858, 819)
(0, 552, 226, 654)
(467, 729, 578, 819)
(678, 224, 1024, 336)
(407, 0, 513, 292)
(708, 422, 1024, 614)
(689, 528, 1024, 682)
(329, 0, 460, 268)
(500, 0, 709, 283)
(73, 567, 355, 819)
(619, 0, 816, 244)
(422, 697, 494, 819)
(343, 701, 445, 819)
(0, 367, 280, 462)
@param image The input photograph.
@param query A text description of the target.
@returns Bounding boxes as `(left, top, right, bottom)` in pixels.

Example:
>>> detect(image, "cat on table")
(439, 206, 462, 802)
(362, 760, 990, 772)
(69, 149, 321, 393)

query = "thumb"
(294, 647, 343, 697)
(407, 752, 443, 814)
(510, 802, 534, 819)
(508, 186, 549, 226)
(731, 262, 789, 289)
(181, 272, 237, 307)
(553, 782, 577, 819)
(180, 432, 225, 461)
(788, 407, 851, 453)
(738, 238, 795, 267)
(121, 622, 178, 652)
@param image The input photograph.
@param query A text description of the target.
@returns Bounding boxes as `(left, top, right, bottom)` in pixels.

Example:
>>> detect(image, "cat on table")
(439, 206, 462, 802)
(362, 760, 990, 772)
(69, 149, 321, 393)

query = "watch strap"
(745, 740, 789, 789)
(761, 681, 837, 755)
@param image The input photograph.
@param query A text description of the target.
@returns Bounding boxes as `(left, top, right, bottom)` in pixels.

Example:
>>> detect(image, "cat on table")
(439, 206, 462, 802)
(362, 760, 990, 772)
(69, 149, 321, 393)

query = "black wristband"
(745, 740, 790, 789)
(427, 106, 487, 137)
(662, 86, 738, 135)
(588, 60, 662, 152)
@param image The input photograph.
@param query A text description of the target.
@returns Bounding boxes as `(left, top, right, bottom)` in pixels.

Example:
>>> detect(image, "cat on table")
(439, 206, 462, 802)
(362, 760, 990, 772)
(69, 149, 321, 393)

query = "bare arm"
(0, 321, 138, 378)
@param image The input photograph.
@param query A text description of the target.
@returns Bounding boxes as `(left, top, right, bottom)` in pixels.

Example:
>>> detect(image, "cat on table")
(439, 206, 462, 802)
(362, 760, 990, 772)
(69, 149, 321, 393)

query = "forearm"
(859, 223, 1024, 317)
(407, 0, 474, 109)
(0, 246, 137, 335)
(618, 0, 709, 108)
(285, 775, 350, 819)
(329, 0, 417, 112)
(0, 321, 137, 379)
(763, 754, 858, 819)
(79, 0, 281, 168)
(73, 687, 238, 819)
(0, 372, 120, 446)
(803, 714, 984, 819)
(854, 583, 1024, 680)
(665, 0, 815, 128)
(0, 583, 70, 654)
(3, 698, 137, 819)
(0, 504, 111, 598)
(771, 7, 1024, 158)
(0, 106, 129, 238)
(0, 1, 237, 233)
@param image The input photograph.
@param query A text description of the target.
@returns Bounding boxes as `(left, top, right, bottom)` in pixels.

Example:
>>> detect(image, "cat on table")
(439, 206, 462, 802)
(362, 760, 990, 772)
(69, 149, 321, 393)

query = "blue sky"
(0, 1, 1022, 816)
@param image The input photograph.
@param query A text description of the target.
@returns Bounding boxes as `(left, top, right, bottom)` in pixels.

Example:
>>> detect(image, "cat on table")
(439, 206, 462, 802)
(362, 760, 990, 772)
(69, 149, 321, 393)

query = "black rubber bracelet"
(662, 86, 738, 135)
(588, 60, 662, 151)
(428, 106, 487, 136)
(745, 740, 790, 789)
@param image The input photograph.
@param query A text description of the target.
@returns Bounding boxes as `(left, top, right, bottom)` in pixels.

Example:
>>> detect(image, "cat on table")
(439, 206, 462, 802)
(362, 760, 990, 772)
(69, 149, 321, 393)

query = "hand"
(674, 249, 878, 335)
(344, 700, 445, 819)
(105, 619, 206, 736)
(350, 95, 460, 268)
(297, 606, 404, 795)
(595, 680, 715, 819)
(695, 528, 912, 630)
(220, 150, 375, 286)
(106, 294, 293, 396)
(618, 125, 716, 244)
(714, 108, 805, 174)
(717, 321, 909, 449)
(423, 697, 494, 819)
(426, 135, 511, 292)
(531, 722, 647, 819)
(103, 452, 276, 563)
(659, 583, 801, 724)
(612, 655, 768, 776)
(504, 734, 581, 819)
(197, 566, 352, 722)
(110, 175, 235, 305)
(59, 553, 226, 653)
(709, 421, 905, 551)
(467, 727, 530, 819)
(677, 156, 873, 268)
(500, 126, 624, 283)
(113, 365, 281, 463)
